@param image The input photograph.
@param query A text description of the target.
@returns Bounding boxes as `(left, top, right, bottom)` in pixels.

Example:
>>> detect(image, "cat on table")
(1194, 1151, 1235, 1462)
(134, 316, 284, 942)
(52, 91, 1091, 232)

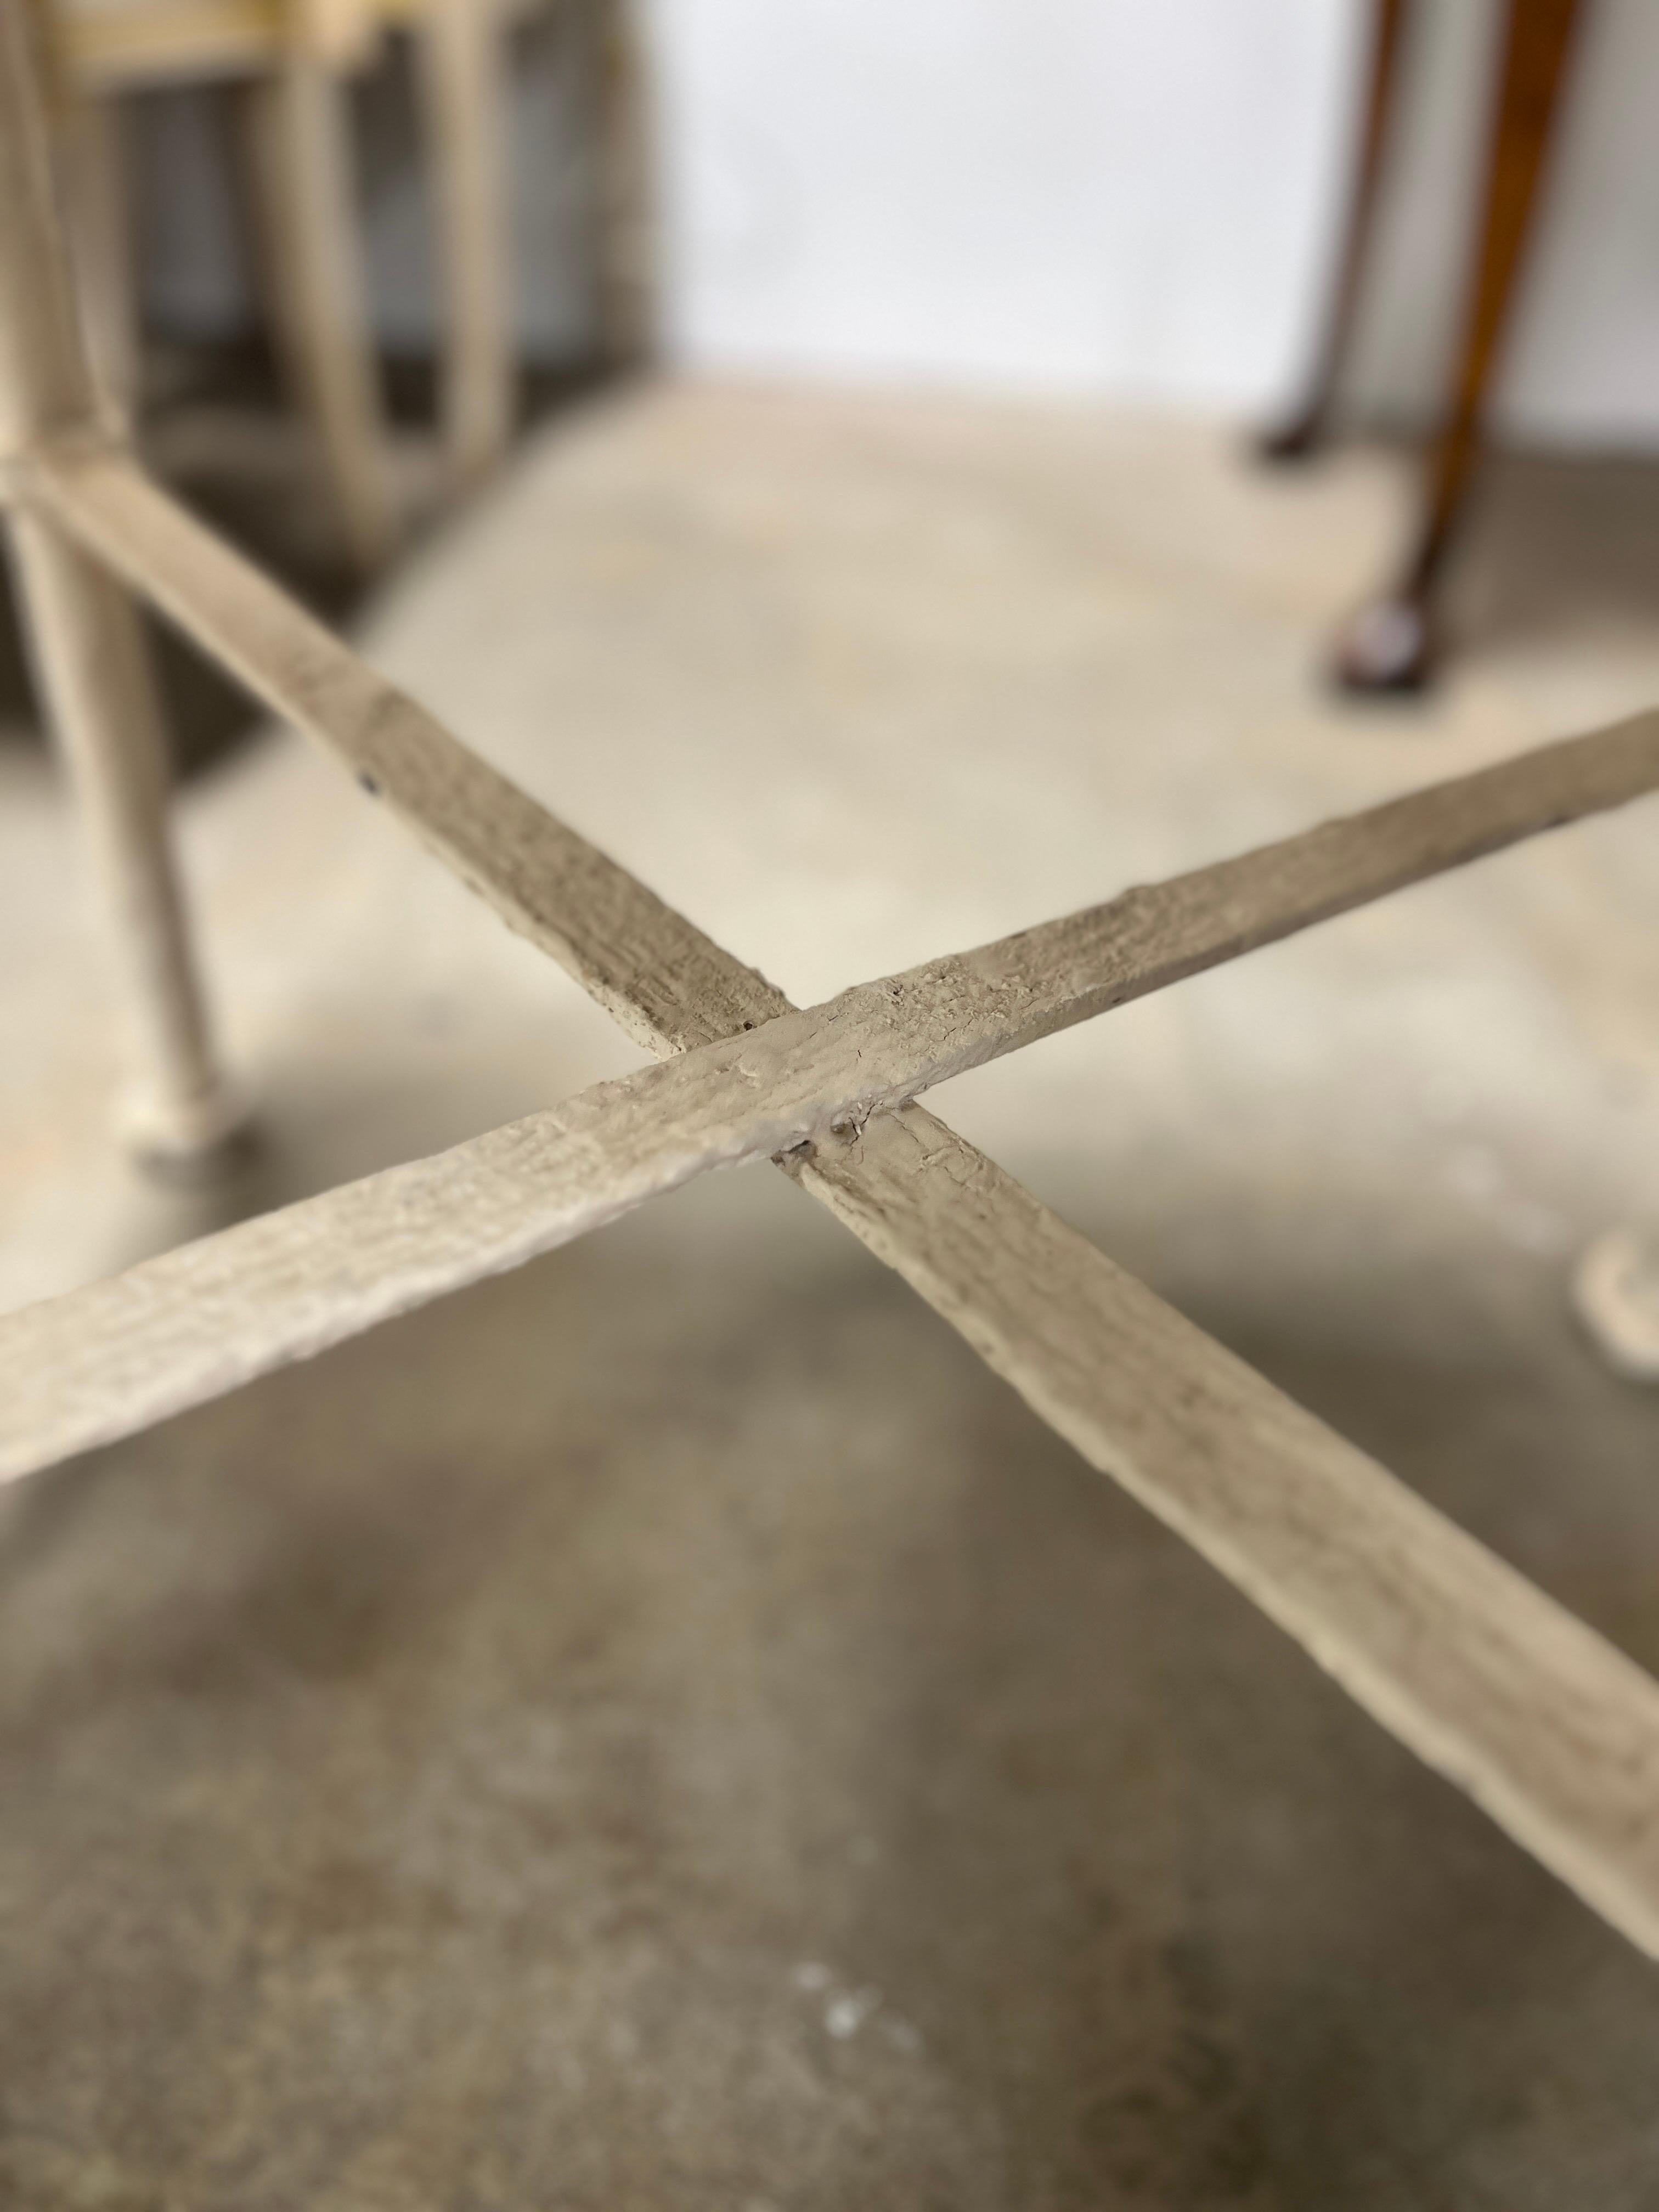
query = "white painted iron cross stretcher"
(3, 0, 1659, 1965)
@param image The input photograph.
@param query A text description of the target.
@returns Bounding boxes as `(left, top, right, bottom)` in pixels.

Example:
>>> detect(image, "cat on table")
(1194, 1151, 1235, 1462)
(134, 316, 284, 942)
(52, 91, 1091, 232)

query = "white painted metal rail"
(3, 0, 1658, 1965)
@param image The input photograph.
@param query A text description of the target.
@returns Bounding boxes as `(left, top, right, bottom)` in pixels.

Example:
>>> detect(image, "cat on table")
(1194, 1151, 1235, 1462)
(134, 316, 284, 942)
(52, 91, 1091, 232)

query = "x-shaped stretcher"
(3, 0, 1658, 1971)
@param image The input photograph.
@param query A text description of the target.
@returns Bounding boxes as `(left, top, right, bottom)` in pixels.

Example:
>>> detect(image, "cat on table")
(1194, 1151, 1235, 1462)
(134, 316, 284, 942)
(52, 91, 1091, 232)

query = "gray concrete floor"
(3, 385, 1659, 2207)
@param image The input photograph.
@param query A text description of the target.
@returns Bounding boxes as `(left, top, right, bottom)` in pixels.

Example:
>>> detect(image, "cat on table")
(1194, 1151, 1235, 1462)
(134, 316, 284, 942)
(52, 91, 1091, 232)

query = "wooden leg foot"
(1331, 592, 1436, 695)
(1255, 411, 1328, 466)
(1573, 1228, 1659, 1384)
(122, 1079, 257, 1185)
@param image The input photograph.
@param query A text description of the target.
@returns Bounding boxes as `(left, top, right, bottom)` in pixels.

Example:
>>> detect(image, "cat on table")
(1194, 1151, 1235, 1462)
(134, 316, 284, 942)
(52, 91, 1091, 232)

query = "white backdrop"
(647, 0, 1353, 405)
(647, 0, 1659, 447)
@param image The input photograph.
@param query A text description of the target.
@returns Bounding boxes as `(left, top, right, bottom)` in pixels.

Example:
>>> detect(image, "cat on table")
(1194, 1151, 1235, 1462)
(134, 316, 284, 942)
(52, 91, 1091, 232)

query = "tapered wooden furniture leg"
(592, 0, 653, 369)
(1574, 1229, 1659, 1384)
(0, 0, 244, 1171)
(420, 0, 514, 491)
(246, 30, 397, 573)
(5, 524, 251, 1165)
(1261, 0, 1411, 463)
(1335, 0, 1582, 694)
(59, 91, 140, 425)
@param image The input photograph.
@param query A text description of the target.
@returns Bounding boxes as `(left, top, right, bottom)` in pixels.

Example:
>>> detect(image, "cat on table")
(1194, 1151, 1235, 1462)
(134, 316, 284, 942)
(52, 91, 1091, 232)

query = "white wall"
(128, 0, 1659, 448)
(648, 0, 1356, 406)
(648, 0, 1659, 447)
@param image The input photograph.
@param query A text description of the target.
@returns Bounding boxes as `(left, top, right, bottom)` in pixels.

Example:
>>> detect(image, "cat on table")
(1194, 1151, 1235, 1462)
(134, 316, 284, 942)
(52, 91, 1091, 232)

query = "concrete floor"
(3, 384, 1659, 2207)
